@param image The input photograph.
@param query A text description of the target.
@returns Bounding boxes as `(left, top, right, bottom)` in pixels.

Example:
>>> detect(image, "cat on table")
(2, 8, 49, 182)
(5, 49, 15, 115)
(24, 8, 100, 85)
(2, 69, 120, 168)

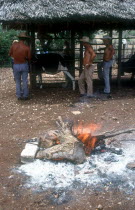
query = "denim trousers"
(103, 60, 113, 93)
(13, 63, 29, 98)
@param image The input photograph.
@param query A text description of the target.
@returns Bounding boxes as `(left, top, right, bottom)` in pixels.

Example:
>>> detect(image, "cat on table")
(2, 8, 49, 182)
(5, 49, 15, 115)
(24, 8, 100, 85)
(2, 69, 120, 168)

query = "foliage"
(35, 30, 97, 54)
(36, 31, 71, 52)
(0, 25, 18, 66)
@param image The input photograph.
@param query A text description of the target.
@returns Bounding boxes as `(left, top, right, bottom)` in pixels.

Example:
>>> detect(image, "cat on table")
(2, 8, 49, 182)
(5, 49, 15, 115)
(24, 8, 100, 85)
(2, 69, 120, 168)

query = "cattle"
(31, 53, 75, 90)
(120, 54, 135, 80)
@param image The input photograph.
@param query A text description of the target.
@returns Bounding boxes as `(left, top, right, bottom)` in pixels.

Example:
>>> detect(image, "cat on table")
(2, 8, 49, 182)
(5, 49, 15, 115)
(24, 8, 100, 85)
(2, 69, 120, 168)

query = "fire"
(54, 137, 60, 145)
(72, 122, 101, 155)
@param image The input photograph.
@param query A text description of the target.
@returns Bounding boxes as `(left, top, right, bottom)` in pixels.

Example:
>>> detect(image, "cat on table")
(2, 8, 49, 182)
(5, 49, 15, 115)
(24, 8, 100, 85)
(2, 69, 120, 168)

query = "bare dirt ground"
(0, 68, 135, 210)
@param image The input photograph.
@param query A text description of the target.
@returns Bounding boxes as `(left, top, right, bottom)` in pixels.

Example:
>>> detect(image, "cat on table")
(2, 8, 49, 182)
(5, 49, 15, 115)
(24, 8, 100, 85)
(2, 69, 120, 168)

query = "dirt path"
(0, 68, 135, 209)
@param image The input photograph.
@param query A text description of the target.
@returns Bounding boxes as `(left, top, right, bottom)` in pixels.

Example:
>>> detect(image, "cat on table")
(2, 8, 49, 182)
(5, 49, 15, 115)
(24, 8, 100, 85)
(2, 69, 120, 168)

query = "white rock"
(21, 143, 39, 163)
(71, 111, 81, 115)
(97, 204, 103, 209)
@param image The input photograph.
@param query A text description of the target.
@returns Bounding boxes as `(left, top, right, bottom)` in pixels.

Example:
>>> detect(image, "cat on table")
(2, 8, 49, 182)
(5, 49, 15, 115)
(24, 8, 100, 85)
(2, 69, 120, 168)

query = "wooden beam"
(79, 31, 83, 76)
(30, 24, 36, 56)
(117, 30, 122, 87)
(71, 30, 75, 78)
(109, 30, 113, 81)
(29, 24, 36, 89)
(79, 42, 83, 76)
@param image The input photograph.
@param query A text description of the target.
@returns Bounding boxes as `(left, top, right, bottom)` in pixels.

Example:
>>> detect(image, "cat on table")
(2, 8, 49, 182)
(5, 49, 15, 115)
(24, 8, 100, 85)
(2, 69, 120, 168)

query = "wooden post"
(109, 30, 113, 41)
(29, 24, 36, 89)
(80, 41, 83, 76)
(79, 31, 83, 76)
(31, 24, 36, 57)
(109, 30, 113, 80)
(117, 30, 122, 87)
(71, 30, 75, 78)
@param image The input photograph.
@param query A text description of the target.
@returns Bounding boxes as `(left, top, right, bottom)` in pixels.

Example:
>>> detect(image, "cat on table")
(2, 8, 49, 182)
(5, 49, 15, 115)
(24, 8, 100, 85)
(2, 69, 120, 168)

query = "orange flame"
(72, 122, 101, 155)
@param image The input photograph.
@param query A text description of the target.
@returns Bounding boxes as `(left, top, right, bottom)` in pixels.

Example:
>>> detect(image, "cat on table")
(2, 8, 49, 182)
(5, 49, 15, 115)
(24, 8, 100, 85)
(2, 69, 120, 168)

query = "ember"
(72, 122, 101, 155)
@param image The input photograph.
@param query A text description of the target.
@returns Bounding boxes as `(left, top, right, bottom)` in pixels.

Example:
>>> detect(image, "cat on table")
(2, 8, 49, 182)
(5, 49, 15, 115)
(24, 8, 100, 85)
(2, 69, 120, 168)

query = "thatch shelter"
(0, 0, 135, 86)
(0, 0, 135, 30)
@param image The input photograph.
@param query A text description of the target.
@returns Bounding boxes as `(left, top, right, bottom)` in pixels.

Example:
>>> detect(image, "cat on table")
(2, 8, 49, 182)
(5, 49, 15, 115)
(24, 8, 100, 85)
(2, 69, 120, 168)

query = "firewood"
(96, 128, 135, 140)
(36, 117, 86, 164)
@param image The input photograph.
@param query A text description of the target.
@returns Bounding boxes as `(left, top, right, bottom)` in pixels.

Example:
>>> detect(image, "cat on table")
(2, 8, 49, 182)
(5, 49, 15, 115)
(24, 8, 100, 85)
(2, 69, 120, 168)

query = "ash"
(18, 141, 135, 194)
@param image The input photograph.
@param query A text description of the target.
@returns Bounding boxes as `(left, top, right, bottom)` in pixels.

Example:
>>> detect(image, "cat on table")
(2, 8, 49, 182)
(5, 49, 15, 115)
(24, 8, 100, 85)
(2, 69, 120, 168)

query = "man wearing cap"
(9, 32, 31, 100)
(78, 36, 96, 98)
(98, 35, 115, 95)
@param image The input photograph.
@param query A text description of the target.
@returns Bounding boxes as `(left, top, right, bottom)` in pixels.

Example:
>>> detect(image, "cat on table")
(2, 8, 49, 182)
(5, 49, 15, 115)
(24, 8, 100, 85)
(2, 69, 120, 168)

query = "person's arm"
(91, 49, 96, 63)
(85, 48, 96, 68)
(88, 47, 96, 65)
(110, 45, 115, 57)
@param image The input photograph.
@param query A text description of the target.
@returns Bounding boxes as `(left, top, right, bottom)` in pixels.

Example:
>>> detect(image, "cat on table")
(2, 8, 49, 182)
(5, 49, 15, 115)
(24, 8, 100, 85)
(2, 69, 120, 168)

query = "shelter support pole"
(117, 30, 122, 87)
(109, 30, 113, 80)
(26, 24, 32, 47)
(79, 31, 83, 76)
(31, 24, 36, 57)
(71, 30, 75, 78)
(80, 41, 83, 76)
(29, 24, 36, 89)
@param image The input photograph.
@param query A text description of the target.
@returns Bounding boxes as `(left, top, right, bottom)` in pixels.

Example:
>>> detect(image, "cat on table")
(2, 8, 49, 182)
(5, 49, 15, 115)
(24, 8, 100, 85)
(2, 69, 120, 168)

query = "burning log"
(39, 130, 61, 148)
(72, 123, 135, 155)
(95, 128, 135, 140)
(21, 116, 135, 164)
(36, 117, 86, 164)
(72, 122, 101, 155)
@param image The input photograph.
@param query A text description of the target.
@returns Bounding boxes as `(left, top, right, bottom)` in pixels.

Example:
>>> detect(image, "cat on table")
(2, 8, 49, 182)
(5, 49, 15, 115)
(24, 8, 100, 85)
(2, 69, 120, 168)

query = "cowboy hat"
(18, 32, 30, 38)
(80, 36, 90, 43)
(12, 40, 19, 43)
(101, 35, 112, 40)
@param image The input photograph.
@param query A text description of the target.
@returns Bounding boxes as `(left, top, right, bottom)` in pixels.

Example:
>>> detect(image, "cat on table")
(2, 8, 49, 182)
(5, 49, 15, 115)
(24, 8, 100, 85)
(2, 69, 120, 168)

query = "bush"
(0, 25, 18, 67)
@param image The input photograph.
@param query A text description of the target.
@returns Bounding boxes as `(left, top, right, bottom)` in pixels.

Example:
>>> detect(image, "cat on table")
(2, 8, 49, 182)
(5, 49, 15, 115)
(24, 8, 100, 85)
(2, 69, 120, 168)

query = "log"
(36, 117, 86, 164)
(96, 128, 135, 140)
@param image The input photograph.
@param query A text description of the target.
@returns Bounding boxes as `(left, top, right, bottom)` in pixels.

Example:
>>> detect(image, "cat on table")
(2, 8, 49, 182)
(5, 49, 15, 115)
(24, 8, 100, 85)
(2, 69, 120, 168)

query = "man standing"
(78, 36, 96, 98)
(98, 35, 115, 95)
(9, 32, 31, 100)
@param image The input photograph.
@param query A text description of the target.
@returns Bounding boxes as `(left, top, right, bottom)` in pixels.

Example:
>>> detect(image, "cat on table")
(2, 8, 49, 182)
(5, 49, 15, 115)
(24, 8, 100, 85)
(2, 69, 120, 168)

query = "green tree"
(0, 25, 18, 66)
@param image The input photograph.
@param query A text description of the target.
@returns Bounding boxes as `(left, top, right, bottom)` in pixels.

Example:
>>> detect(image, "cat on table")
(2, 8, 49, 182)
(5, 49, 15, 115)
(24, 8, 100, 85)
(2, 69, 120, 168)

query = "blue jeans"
(13, 63, 29, 98)
(103, 60, 113, 93)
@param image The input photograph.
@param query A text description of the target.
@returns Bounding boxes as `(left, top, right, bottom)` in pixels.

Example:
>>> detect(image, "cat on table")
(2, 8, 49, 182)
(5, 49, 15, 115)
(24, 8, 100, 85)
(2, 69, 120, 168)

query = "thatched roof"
(0, 0, 135, 30)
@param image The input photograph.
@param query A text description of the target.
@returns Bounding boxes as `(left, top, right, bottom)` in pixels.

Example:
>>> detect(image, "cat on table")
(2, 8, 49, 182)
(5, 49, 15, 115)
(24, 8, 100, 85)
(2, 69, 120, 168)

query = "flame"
(72, 122, 101, 155)
(53, 137, 60, 145)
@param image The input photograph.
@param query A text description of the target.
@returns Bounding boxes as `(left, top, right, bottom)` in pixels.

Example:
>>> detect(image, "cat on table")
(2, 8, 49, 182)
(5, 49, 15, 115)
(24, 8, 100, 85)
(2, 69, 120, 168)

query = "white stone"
(21, 143, 39, 163)
(71, 111, 81, 115)
(97, 204, 103, 209)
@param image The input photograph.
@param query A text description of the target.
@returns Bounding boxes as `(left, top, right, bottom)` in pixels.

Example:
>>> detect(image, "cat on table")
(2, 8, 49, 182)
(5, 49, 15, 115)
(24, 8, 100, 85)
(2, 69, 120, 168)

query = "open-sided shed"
(0, 0, 135, 29)
(0, 0, 135, 86)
